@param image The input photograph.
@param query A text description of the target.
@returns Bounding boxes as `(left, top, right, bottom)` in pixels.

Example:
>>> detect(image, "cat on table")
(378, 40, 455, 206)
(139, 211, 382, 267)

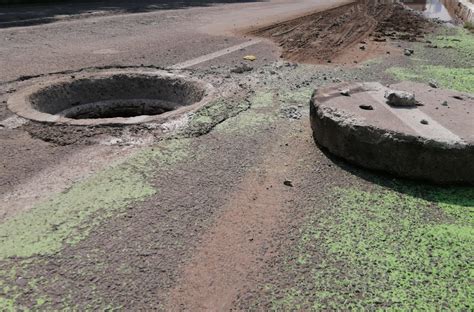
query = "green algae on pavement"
(261, 185, 474, 310)
(215, 90, 277, 134)
(386, 27, 474, 93)
(0, 139, 191, 259)
(387, 65, 474, 93)
(183, 99, 250, 136)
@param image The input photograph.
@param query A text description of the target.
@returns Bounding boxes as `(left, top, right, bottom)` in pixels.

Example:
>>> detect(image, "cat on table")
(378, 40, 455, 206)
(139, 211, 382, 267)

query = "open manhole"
(7, 71, 214, 126)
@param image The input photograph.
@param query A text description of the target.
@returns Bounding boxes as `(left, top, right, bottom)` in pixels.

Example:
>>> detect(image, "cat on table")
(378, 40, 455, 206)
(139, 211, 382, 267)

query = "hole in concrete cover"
(8, 72, 214, 126)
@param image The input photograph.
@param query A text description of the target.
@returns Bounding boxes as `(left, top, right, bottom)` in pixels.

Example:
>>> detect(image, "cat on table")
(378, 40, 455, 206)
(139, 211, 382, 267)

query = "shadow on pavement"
(315, 140, 474, 209)
(0, 0, 264, 28)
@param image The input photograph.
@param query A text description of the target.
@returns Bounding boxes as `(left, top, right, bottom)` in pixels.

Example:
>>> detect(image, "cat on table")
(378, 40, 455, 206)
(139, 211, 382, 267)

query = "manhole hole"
(7, 71, 214, 126)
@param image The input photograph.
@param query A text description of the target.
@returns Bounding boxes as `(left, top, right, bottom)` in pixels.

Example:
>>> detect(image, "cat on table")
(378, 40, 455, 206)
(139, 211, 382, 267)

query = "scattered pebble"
(359, 104, 374, 110)
(420, 119, 429, 125)
(340, 89, 350, 96)
(283, 180, 293, 187)
(428, 80, 439, 88)
(230, 63, 253, 74)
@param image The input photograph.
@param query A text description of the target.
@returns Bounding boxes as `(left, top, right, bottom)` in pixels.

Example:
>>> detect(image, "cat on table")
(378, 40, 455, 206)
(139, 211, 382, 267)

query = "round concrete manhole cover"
(7, 71, 215, 126)
(310, 81, 474, 184)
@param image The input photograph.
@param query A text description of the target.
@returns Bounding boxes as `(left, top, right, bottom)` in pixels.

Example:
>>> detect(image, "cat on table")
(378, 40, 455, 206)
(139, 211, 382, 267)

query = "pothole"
(7, 71, 214, 126)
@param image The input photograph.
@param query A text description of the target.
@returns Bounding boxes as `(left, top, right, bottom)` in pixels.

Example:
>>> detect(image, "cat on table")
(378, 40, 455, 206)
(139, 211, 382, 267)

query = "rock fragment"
(429, 80, 439, 88)
(384, 90, 420, 107)
(230, 63, 253, 74)
(359, 104, 374, 110)
(340, 89, 350, 96)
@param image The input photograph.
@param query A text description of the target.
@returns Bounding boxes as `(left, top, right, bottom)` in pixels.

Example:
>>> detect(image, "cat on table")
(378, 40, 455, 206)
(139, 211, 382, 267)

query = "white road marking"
(170, 39, 263, 70)
(369, 88, 464, 145)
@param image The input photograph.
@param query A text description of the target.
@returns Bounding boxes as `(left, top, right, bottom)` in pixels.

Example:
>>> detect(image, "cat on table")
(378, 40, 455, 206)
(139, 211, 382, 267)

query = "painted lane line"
(369, 88, 464, 145)
(170, 39, 263, 70)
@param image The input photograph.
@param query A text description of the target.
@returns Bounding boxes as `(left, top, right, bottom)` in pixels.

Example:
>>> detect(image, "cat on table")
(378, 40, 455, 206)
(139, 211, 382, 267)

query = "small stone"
(359, 104, 374, 110)
(340, 89, 350, 96)
(428, 81, 439, 88)
(404, 48, 414, 56)
(15, 277, 28, 287)
(359, 45, 366, 50)
(420, 119, 429, 125)
(441, 101, 448, 106)
(385, 90, 419, 107)
(283, 180, 293, 187)
(230, 63, 253, 74)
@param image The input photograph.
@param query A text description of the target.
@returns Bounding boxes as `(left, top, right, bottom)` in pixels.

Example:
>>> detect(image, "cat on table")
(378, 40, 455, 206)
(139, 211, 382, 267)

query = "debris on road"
(385, 90, 420, 107)
(251, 1, 432, 64)
(243, 55, 257, 61)
(340, 89, 350, 96)
(280, 106, 302, 119)
(230, 63, 253, 73)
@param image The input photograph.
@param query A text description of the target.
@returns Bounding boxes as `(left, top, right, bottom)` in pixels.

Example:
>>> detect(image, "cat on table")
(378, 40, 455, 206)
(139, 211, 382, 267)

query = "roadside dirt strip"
(252, 0, 432, 64)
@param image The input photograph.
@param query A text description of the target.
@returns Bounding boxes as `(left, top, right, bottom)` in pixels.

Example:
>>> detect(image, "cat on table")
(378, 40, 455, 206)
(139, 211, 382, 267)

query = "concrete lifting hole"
(7, 71, 215, 126)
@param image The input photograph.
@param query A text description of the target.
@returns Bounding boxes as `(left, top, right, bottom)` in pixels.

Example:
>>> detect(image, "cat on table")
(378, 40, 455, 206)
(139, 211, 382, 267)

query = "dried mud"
(251, 1, 432, 64)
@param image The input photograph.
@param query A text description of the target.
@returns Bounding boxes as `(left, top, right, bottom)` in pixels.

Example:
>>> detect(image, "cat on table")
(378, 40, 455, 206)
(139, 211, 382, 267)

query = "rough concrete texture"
(7, 70, 215, 126)
(454, 0, 474, 22)
(310, 81, 474, 184)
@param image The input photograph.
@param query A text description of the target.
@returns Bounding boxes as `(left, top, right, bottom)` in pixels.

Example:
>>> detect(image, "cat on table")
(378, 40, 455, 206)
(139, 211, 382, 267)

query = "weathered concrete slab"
(310, 81, 474, 184)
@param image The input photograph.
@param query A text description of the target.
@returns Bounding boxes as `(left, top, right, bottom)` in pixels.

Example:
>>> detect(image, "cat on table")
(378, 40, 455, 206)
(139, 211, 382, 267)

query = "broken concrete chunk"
(359, 104, 374, 110)
(230, 63, 253, 74)
(384, 90, 420, 107)
(280, 106, 302, 119)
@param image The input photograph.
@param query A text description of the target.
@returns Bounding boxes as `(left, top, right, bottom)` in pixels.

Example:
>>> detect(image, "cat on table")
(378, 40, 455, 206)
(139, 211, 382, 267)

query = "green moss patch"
(262, 185, 474, 310)
(386, 27, 474, 93)
(0, 139, 191, 259)
(215, 91, 277, 134)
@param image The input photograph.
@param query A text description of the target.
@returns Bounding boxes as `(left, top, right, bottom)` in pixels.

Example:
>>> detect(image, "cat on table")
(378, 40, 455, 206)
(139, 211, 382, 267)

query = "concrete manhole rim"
(7, 70, 216, 126)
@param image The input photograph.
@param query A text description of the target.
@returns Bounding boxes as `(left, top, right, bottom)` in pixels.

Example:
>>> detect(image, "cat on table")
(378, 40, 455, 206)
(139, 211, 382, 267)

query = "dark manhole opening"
(64, 99, 177, 119)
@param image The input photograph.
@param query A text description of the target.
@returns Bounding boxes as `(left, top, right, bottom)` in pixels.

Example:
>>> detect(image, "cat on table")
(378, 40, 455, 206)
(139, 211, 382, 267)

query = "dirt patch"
(250, 1, 432, 64)
(165, 123, 300, 311)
